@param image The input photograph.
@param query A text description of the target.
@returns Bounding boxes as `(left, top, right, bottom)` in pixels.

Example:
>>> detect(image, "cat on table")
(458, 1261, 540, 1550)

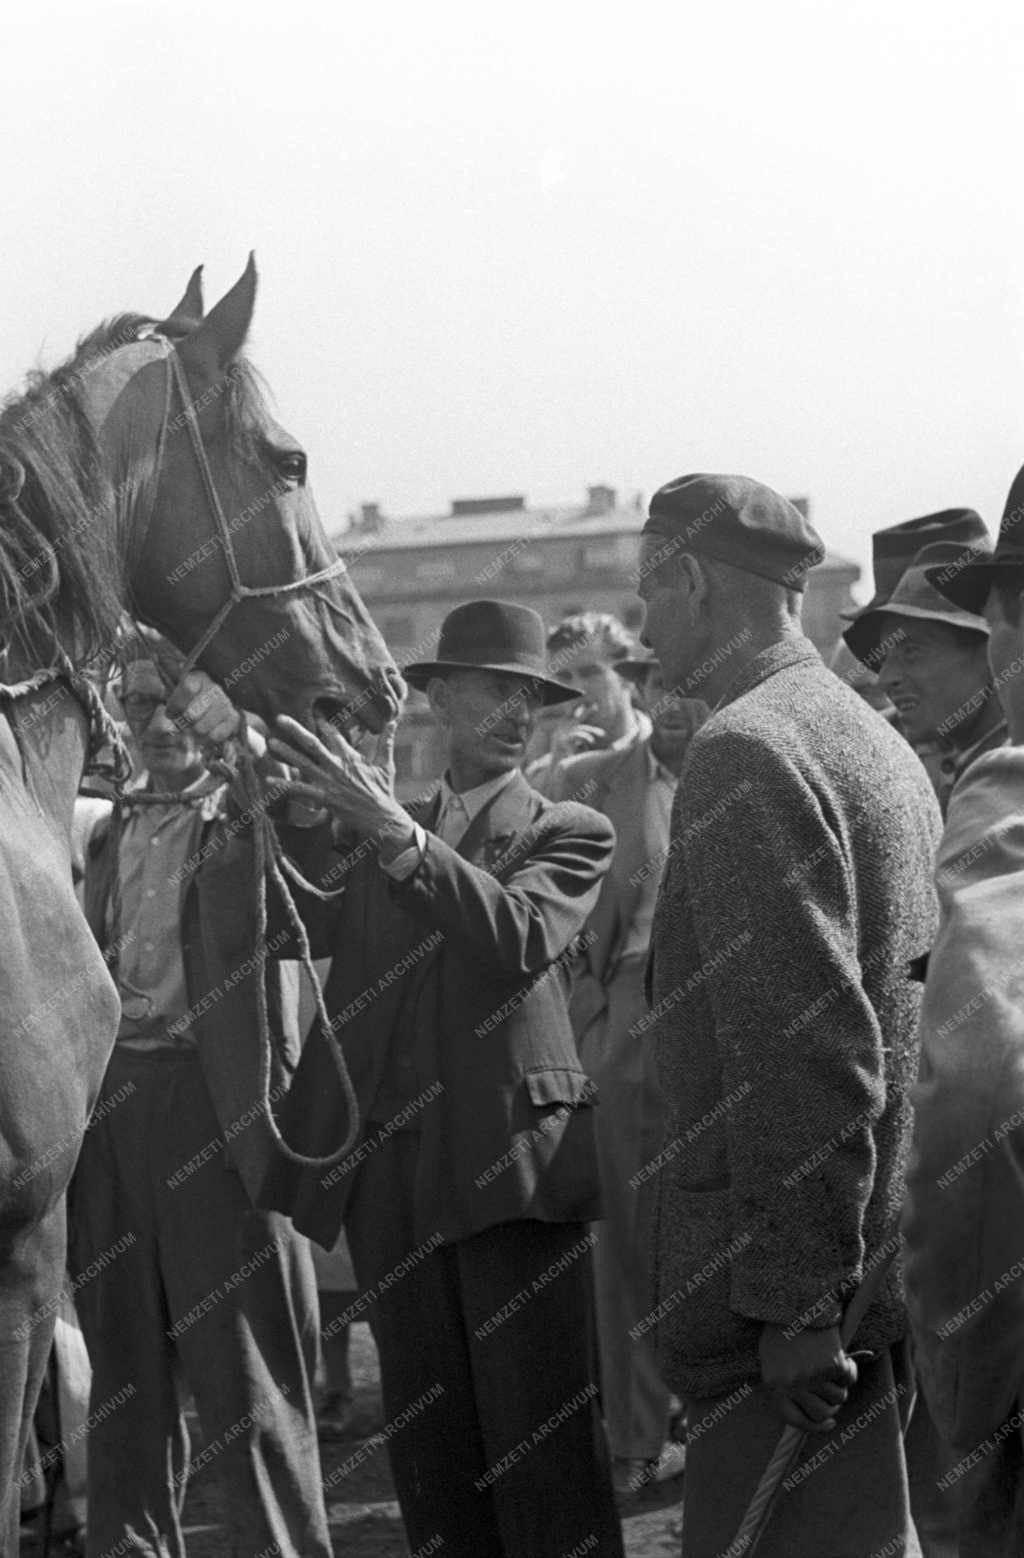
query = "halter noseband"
(148, 337, 349, 688)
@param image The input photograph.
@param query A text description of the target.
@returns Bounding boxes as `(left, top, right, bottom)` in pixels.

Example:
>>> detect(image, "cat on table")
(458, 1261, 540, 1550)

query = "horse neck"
(1, 680, 92, 846)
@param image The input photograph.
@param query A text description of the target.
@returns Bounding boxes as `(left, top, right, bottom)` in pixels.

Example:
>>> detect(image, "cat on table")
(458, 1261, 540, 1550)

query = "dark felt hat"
(613, 651, 658, 685)
(643, 473, 825, 591)
(840, 508, 988, 623)
(403, 600, 578, 705)
(928, 467, 1024, 612)
(843, 539, 992, 667)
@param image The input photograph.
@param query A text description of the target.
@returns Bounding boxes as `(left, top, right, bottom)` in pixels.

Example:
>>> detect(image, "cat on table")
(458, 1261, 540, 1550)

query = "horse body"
(0, 259, 400, 1544)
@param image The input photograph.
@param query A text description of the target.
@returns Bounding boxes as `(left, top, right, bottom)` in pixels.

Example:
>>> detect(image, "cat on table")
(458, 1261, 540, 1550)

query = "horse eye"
(276, 451, 307, 484)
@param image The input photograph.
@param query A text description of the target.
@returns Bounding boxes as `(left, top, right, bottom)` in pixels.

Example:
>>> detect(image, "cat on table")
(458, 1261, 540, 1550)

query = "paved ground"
(179, 1323, 685, 1557)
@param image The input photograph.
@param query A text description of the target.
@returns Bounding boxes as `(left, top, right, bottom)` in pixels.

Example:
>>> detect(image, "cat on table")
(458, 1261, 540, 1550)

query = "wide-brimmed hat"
(843, 539, 992, 667)
(840, 508, 989, 624)
(928, 464, 1024, 612)
(403, 600, 578, 705)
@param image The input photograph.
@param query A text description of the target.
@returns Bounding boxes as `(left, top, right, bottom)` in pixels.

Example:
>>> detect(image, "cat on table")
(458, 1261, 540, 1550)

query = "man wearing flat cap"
(902, 463, 1024, 1555)
(634, 474, 940, 1557)
(843, 522, 1005, 818)
(260, 600, 625, 1558)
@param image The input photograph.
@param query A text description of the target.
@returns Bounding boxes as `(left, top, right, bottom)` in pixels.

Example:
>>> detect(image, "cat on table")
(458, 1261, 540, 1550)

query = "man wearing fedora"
(260, 600, 624, 1558)
(903, 463, 1024, 1555)
(843, 528, 1004, 818)
(634, 474, 940, 1557)
(547, 655, 706, 1494)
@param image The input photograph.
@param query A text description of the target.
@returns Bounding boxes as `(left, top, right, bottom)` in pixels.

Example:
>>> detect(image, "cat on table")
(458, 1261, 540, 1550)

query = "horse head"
(79, 257, 402, 735)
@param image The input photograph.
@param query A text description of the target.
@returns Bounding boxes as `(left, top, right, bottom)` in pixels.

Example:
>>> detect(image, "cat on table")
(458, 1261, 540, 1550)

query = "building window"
(623, 602, 643, 629)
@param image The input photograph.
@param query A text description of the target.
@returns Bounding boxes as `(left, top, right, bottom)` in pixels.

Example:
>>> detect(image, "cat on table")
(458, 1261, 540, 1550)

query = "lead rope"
(231, 725, 359, 1165)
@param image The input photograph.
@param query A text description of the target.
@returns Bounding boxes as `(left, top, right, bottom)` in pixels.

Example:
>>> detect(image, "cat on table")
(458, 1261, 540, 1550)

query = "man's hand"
(759, 1323, 858, 1433)
(530, 704, 606, 766)
(165, 671, 242, 748)
(268, 714, 414, 850)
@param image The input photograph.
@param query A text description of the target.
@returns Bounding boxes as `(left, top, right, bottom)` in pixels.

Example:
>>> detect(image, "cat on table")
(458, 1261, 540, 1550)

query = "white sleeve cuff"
(379, 822, 428, 881)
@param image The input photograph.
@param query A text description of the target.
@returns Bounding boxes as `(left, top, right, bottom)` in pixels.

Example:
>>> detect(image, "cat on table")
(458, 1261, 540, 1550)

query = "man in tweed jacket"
(635, 475, 941, 1558)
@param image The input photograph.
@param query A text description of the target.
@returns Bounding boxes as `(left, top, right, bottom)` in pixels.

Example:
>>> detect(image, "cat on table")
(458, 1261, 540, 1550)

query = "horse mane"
(0, 313, 155, 668)
(0, 310, 275, 672)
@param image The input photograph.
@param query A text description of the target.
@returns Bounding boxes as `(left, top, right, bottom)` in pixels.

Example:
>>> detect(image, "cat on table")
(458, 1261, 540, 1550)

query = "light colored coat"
(903, 747, 1024, 1449)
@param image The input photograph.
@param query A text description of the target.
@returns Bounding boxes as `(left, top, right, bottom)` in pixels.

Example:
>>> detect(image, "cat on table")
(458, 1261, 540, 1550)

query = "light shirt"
(381, 767, 518, 880)
(111, 777, 220, 1050)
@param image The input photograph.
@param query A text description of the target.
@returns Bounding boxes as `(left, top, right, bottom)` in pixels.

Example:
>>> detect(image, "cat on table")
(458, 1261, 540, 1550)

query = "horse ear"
(177, 253, 257, 380)
(160, 265, 205, 331)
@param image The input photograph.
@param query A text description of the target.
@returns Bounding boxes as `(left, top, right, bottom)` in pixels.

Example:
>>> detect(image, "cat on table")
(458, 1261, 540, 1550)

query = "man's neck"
(145, 765, 206, 795)
(947, 692, 1006, 757)
(695, 617, 803, 708)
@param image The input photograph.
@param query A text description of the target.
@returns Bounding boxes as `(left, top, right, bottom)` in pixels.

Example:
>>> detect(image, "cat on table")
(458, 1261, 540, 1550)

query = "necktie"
(436, 792, 470, 847)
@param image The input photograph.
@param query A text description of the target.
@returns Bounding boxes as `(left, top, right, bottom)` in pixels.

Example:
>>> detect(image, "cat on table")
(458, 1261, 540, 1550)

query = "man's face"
(431, 669, 545, 786)
(641, 664, 708, 759)
(875, 617, 993, 746)
(555, 650, 633, 738)
(636, 534, 703, 690)
(120, 662, 204, 784)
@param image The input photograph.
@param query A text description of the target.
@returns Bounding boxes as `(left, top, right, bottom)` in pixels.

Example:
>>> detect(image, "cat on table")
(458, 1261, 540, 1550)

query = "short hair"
(546, 612, 635, 663)
(701, 555, 802, 619)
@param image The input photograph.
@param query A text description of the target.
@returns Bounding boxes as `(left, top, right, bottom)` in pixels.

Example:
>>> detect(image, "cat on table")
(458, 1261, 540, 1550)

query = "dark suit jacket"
(83, 802, 304, 1207)
(261, 770, 616, 1250)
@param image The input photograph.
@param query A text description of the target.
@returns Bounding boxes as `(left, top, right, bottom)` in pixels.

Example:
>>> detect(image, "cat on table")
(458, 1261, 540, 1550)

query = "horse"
(0, 257, 401, 1546)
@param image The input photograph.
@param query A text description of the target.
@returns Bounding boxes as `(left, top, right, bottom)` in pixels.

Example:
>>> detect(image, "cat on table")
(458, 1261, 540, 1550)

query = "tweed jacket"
(260, 769, 615, 1250)
(82, 800, 303, 1206)
(647, 637, 941, 1398)
(903, 749, 1024, 1449)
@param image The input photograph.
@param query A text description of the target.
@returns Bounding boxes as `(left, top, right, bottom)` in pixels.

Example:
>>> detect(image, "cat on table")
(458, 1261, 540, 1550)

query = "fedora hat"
(843, 539, 992, 667)
(928, 464, 1024, 612)
(613, 651, 659, 685)
(840, 508, 989, 623)
(403, 600, 578, 705)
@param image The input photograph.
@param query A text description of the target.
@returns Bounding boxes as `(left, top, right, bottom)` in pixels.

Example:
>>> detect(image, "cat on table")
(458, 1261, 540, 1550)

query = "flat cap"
(644, 473, 825, 591)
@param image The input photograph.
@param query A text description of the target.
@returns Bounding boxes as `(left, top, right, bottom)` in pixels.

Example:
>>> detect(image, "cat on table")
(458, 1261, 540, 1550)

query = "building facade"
(337, 487, 859, 795)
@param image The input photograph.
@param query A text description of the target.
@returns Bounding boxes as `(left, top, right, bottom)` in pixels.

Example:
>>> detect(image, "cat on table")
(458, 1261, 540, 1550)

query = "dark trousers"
(0, 1203, 62, 1558)
(681, 1343, 921, 1558)
(69, 1046, 331, 1558)
(344, 1129, 625, 1558)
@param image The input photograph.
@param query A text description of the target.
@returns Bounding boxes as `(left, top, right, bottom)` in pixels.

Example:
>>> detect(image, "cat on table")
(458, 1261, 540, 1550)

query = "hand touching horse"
(0, 259, 401, 1545)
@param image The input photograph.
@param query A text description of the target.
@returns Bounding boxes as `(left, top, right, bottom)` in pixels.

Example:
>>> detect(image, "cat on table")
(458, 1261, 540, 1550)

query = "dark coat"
(83, 800, 303, 1206)
(647, 638, 941, 1398)
(260, 769, 615, 1250)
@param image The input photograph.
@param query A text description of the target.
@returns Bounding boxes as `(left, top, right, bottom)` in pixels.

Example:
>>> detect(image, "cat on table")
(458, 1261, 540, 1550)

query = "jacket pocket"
(524, 1067, 598, 1109)
(656, 1184, 757, 1371)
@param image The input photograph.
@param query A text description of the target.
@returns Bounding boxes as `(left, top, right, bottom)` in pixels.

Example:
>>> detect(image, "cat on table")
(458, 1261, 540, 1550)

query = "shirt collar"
(950, 718, 1010, 781)
(437, 766, 517, 827)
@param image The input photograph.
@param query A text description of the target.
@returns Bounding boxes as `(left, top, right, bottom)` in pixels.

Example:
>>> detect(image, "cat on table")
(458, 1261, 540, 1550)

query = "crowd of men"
(21, 467, 1024, 1558)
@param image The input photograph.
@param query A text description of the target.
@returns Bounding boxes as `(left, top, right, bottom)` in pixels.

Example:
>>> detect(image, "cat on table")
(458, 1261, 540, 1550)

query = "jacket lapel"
(457, 770, 538, 873)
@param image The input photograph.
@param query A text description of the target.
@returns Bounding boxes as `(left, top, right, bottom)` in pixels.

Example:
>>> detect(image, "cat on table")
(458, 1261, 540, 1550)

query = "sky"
(3, 0, 1023, 598)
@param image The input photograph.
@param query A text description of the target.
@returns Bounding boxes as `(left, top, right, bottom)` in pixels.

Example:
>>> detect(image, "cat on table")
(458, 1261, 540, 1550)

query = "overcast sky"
(3, 0, 1022, 595)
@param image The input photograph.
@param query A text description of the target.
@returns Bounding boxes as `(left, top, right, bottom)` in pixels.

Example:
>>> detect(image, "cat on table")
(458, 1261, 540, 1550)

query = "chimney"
(450, 495, 526, 517)
(584, 484, 617, 516)
(359, 502, 383, 532)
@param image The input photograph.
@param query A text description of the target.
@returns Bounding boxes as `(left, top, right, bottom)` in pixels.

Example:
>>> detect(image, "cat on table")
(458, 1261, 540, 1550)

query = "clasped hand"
(759, 1322, 858, 1433)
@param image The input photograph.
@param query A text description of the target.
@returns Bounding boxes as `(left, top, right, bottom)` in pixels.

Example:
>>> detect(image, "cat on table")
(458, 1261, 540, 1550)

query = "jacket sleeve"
(683, 729, 885, 1329)
(902, 785, 1024, 1447)
(389, 801, 615, 980)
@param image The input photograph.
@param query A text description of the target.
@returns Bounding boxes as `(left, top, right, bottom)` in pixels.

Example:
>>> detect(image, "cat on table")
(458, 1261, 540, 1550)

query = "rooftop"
(332, 489, 860, 574)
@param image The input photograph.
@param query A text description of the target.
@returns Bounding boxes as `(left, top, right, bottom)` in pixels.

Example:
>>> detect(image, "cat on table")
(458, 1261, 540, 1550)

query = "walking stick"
(724, 1240, 901, 1557)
